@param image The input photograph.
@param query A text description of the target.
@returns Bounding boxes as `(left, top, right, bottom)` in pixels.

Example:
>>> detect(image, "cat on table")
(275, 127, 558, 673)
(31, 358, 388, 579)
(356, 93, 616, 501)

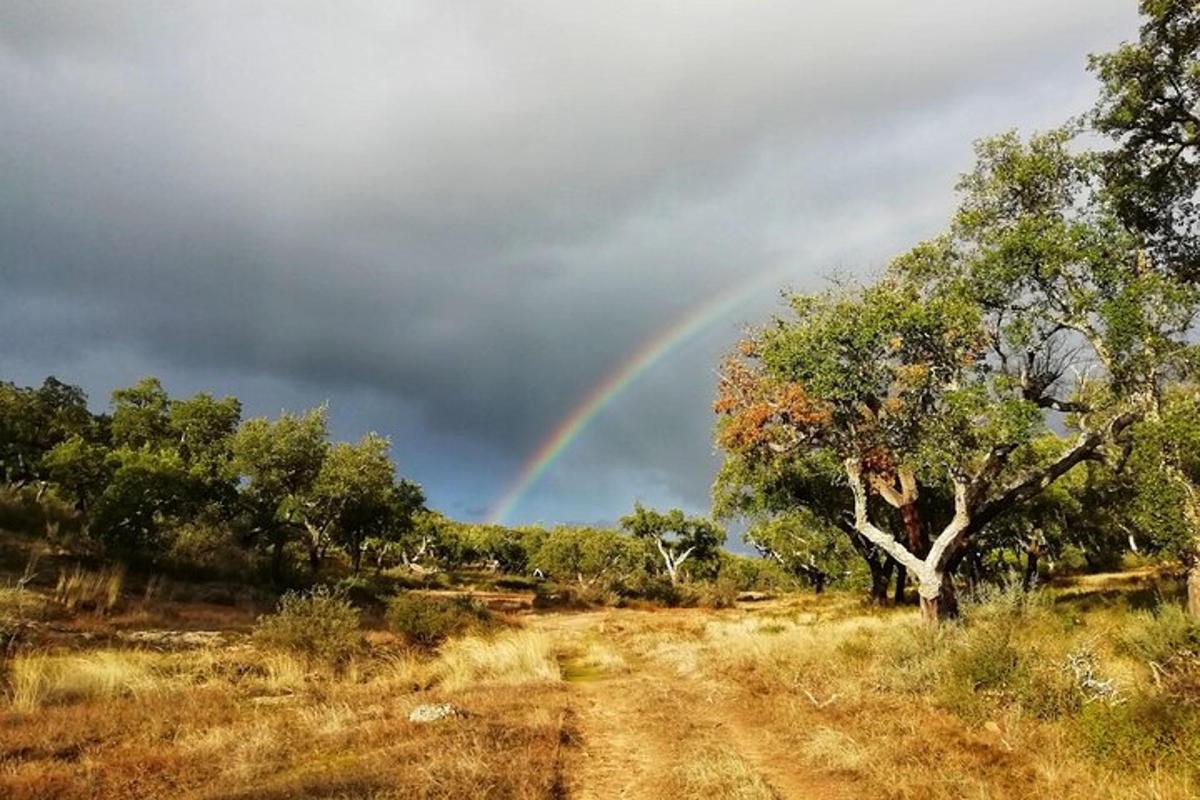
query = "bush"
(385, 593, 493, 647)
(1077, 693, 1200, 767)
(253, 585, 361, 663)
(622, 574, 682, 606)
(1117, 603, 1199, 663)
(680, 579, 738, 609)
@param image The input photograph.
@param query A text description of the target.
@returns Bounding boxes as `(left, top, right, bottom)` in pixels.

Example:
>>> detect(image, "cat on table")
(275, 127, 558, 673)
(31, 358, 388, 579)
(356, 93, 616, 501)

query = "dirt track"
(533, 610, 850, 800)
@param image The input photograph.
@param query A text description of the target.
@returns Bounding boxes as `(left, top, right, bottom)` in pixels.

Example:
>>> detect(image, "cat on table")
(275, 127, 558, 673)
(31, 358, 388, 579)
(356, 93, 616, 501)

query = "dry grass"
(0, 632, 572, 799)
(0, 575, 1195, 799)
(9, 650, 164, 711)
(54, 564, 125, 613)
(435, 629, 562, 689)
(666, 744, 776, 800)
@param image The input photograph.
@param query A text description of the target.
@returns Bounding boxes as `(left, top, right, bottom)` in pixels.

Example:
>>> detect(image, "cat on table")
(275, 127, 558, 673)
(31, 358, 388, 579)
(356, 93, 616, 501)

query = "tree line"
(0, 376, 777, 596)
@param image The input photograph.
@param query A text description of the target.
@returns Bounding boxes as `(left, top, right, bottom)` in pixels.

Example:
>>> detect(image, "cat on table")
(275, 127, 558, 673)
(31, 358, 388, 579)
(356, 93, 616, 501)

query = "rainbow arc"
(485, 267, 796, 525)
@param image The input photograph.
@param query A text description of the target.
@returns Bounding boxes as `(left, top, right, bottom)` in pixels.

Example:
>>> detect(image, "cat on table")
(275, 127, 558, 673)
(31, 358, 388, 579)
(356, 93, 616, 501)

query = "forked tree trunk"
(918, 571, 958, 622)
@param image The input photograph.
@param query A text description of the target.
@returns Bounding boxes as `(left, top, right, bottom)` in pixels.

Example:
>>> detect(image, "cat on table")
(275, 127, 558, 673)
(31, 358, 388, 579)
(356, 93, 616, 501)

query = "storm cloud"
(1, 1, 1137, 523)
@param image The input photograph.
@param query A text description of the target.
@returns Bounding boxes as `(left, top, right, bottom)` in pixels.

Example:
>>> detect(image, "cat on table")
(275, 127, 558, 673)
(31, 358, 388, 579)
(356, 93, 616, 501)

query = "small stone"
(408, 703, 462, 723)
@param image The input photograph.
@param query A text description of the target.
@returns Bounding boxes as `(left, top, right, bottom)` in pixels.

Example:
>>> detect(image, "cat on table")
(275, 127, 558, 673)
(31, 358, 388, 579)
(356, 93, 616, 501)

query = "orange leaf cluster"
(714, 355, 829, 454)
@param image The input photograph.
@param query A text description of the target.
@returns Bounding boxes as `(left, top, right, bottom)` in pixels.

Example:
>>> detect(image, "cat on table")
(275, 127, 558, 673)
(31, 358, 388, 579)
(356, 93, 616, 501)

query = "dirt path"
(537, 611, 850, 800)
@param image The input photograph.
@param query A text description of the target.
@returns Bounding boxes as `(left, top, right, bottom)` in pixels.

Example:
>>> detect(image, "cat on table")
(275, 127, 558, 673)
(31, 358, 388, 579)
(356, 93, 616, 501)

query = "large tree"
(717, 130, 1195, 621)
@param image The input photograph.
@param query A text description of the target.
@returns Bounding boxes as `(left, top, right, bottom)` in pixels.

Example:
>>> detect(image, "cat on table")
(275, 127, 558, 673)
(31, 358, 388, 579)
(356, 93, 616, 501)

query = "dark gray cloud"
(1, 1, 1138, 523)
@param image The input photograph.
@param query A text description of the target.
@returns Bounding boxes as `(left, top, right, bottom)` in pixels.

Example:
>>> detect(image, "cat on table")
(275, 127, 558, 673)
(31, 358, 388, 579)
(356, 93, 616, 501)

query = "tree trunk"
(271, 536, 286, 584)
(868, 558, 891, 605)
(966, 549, 984, 593)
(352, 544, 364, 576)
(812, 572, 827, 594)
(308, 543, 320, 573)
(1023, 548, 1040, 592)
(1187, 560, 1200, 620)
(893, 562, 906, 605)
(918, 571, 959, 623)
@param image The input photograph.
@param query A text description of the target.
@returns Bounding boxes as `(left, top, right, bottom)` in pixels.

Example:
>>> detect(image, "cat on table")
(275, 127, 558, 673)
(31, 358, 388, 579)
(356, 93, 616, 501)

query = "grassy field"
(1, 568, 1198, 799)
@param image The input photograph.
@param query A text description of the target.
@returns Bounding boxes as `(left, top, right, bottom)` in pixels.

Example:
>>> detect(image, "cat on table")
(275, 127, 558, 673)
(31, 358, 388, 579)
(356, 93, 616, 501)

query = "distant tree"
(292, 434, 394, 573)
(365, 491, 432, 572)
(744, 511, 855, 593)
(716, 130, 1195, 621)
(620, 503, 725, 585)
(0, 377, 95, 487)
(532, 526, 651, 588)
(168, 392, 241, 512)
(231, 407, 329, 579)
(89, 447, 190, 554)
(469, 524, 537, 574)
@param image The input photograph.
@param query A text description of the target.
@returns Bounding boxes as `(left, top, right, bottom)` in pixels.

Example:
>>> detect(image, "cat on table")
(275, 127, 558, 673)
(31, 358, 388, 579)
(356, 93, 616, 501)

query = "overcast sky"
(1, 1, 1139, 527)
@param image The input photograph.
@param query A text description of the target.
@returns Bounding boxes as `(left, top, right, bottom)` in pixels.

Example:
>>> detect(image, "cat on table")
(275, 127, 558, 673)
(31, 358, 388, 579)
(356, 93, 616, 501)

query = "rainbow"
(485, 266, 796, 525)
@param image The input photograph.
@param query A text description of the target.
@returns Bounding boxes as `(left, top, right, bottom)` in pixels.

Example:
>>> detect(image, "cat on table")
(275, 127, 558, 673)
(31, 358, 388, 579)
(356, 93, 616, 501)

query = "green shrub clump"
(385, 593, 493, 647)
(1117, 604, 1200, 664)
(253, 585, 361, 663)
(1077, 693, 1200, 767)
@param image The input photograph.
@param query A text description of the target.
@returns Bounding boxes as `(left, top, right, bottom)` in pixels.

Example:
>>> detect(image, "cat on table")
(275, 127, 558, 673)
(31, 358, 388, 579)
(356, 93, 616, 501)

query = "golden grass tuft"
(435, 629, 562, 689)
(54, 564, 125, 613)
(9, 650, 161, 711)
(667, 744, 775, 800)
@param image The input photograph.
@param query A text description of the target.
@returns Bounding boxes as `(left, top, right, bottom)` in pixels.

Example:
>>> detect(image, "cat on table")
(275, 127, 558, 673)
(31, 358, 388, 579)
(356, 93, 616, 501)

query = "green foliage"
(110, 377, 172, 451)
(299, 433, 398, 572)
(743, 511, 852, 592)
(1090, 0, 1200, 279)
(1117, 603, 1200, 663)
(253, 585, 361, 663)
(42, 435, 112, 512)
(0, 377, 95, 485)
(1123, 390, 1200, 563)
(90, 447, 192, 554)
(620, 503, 725, 583)
(531, 526, 651, 588)
(1077, 694, 1200, 767)
(384, 593, 493, 647)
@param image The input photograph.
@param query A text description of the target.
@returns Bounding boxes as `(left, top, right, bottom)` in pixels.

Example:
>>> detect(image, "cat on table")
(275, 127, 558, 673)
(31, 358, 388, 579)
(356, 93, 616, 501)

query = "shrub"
(1016, 657, 1084, 720)
(385, 594, 493, 647)
(681, 579, 738, 609)
(622, 574, 682, 606)
(1077, 693, 1200, 767)
(1117, 603, 1199, 664)
(253, 585, 361, 663)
